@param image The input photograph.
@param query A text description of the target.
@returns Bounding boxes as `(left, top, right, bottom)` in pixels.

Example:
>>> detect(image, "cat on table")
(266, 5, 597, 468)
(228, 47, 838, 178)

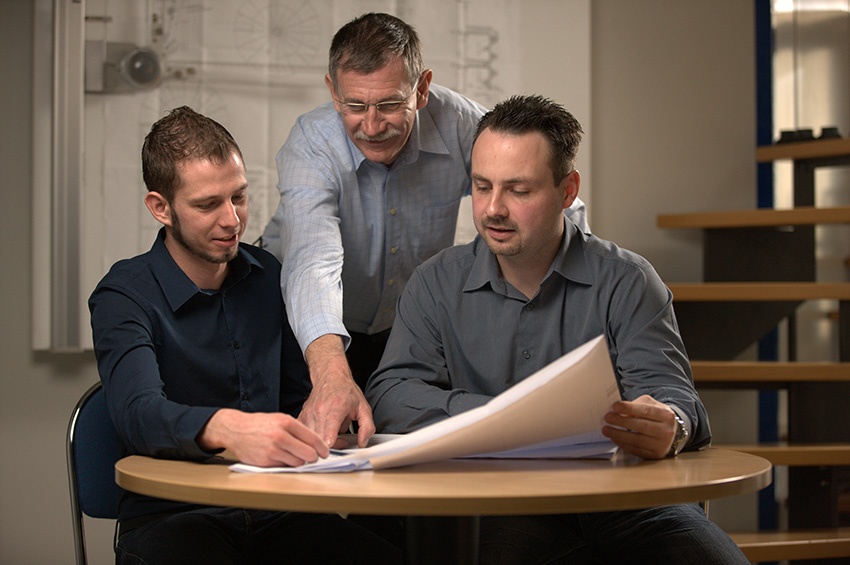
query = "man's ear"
(415, 69, 433, 110)
(561, 170, 581, 210)
(144, 191, 173, 227)
(324, 74, 341, 112)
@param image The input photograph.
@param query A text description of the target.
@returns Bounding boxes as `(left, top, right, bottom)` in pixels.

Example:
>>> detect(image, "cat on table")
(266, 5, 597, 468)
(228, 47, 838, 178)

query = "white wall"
(591, 2, 757, 278)
(590, 0, 759, 531)
(0, 1, 756, 562)
(1, 2, 117, 564)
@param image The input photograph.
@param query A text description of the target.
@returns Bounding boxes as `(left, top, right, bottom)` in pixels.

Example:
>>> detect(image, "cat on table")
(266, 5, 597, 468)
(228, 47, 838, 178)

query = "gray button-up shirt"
(366, 221, 709, 451)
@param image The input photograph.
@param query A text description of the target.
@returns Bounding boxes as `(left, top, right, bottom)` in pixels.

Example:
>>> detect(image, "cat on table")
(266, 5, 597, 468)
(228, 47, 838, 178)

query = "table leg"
(405, 516, 480, 564)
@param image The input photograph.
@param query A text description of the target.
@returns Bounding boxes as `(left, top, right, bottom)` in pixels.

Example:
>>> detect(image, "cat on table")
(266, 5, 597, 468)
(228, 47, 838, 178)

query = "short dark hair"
(328, 13, 424, 93)
(141, 106, 243, 202)
(474, 95, 583, 184)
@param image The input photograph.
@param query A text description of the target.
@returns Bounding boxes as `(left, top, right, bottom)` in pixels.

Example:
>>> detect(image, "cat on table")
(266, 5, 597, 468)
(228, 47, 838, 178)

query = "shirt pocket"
(411, 197, 464, 261)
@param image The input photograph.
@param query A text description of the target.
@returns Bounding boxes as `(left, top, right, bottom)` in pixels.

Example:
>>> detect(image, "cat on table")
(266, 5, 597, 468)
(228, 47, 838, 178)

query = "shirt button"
(232, 340, 241, 349)
(389, 208, 397, 216)
(242, 392, 248, 401)
(525, 303, 535, 311)
(390, 246, 398, 254)
(388, 279, 395, 286)
(523, 350, 531, 359)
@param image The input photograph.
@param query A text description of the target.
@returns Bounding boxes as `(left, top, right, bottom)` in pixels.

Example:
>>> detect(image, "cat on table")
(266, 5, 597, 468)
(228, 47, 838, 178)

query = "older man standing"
(261, 13, 588, 449)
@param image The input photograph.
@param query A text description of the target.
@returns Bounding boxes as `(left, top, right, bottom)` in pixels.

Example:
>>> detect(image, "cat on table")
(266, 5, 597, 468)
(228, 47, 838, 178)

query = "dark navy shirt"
(89, 229, 310, 519)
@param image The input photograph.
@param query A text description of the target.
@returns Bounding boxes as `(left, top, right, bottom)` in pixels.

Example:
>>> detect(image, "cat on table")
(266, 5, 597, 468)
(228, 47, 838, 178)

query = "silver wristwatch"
(667, 413, 689, 457)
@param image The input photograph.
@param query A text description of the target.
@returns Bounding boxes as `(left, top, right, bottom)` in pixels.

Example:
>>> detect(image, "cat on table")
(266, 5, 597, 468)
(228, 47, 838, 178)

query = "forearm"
(196, 408, 237, 452)
(614, 325, 709, 448)
(277, 145, 348, 353)
(304, 334, 350, 384)
(368, 374, 491, 433)
(104, 350, 218, 459)
(611, 273, 710, 448)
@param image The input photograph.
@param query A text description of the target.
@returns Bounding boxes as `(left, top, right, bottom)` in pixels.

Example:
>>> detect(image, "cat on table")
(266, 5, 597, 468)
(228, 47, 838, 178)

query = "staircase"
(657, 137, 850, 563)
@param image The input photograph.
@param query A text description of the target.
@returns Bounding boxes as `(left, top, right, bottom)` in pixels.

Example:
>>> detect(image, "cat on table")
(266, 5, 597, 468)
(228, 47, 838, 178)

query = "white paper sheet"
(230, 335, 621, 474)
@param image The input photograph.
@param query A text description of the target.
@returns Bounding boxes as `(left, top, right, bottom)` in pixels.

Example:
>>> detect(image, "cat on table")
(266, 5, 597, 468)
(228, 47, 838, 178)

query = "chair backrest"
(67, 382, 124, 565)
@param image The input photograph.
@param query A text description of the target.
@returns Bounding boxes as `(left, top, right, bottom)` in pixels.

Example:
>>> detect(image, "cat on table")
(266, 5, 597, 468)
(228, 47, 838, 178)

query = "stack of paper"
(230, 334, 620, 474)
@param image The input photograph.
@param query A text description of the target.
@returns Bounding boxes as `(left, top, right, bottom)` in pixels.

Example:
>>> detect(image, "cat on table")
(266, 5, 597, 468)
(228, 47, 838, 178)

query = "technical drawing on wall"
(83, 0, 518, 277)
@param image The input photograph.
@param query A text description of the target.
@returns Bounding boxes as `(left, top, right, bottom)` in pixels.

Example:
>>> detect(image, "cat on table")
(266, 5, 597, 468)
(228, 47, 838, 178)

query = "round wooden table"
(116, 448, 771, 563)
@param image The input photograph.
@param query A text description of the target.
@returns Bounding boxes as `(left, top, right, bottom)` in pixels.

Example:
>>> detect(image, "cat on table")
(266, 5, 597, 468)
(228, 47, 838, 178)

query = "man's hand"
(198, 408, 329, 467)
(601, 395, 679, 460)
(299, 334, 376, 448)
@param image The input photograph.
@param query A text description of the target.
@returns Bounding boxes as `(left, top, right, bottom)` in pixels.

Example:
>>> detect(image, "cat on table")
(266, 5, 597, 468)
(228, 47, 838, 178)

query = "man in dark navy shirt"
(89, 106, 400, 564)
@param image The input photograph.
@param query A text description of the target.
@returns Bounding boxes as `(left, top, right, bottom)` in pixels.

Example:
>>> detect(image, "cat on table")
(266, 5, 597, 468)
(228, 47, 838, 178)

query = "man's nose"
(487, 190, 508, 217)
(220, 201, 241, 228)
(360, 107, 384, 136)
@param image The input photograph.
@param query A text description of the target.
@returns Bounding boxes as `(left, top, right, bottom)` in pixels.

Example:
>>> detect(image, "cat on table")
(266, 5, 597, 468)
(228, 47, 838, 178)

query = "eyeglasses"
(336, 98, 411, 115)
(334, 70, 428, 116)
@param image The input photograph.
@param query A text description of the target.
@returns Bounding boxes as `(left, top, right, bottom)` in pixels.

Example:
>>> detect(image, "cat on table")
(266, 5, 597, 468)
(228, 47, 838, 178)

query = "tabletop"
(115, 448, 772, 517)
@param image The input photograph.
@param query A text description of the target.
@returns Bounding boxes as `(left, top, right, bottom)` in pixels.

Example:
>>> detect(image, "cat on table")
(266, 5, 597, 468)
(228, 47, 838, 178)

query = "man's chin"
(482, 238, 519, 257)
(218, 248, 239, 264)
(357, 142, 403, 165)
(364, 151, 399, 166)
(196, 246, 238, 265)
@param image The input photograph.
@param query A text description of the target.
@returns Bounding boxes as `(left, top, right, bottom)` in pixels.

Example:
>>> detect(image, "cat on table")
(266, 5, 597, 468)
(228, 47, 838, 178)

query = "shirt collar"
(463, 220, 593, 295)
(149, 228, 264, 312)
(552, 220, 594, 286)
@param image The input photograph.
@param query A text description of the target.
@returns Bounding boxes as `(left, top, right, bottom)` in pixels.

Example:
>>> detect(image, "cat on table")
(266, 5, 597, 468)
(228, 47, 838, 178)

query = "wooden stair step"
(691, 361, 850, 383)
(757, 137, 850, 162)
(715, 443, 850, 466)
(729, 528, 850, 563)
(668, 282, 850, 301)
(657, 206, 850, 229)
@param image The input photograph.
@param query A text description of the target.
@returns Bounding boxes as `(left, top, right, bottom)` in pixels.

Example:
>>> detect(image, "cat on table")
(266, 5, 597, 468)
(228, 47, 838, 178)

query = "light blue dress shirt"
(262, 84, 588, 353)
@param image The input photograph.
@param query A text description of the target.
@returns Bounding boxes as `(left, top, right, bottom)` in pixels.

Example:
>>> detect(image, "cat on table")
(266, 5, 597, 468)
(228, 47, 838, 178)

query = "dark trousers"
(346, 329, 391, 392)
(479, 504, 748, 564)
(115, 507, 402, 564)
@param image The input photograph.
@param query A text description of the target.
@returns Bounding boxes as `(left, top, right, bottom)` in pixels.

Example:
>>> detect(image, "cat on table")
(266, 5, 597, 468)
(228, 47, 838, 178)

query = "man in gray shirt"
(366, 94, 748, 563)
